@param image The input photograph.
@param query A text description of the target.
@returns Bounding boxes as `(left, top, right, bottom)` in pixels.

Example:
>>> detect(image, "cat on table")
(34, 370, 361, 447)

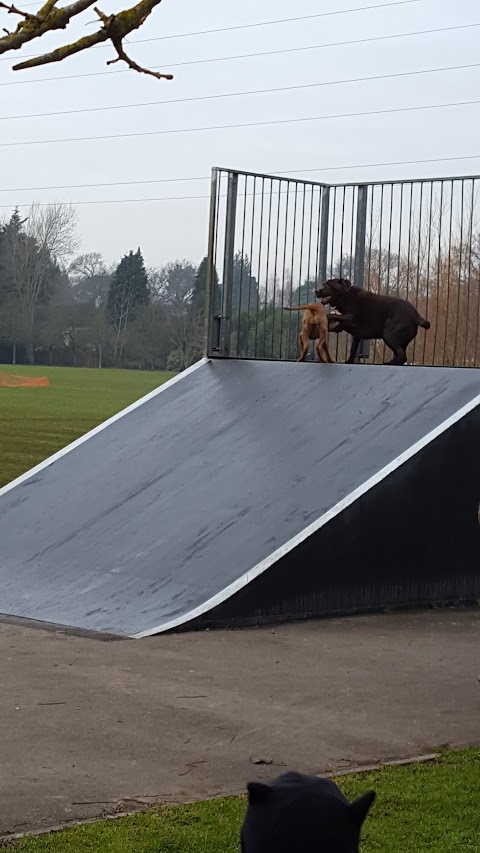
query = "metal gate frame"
(205, 166, 480, 368)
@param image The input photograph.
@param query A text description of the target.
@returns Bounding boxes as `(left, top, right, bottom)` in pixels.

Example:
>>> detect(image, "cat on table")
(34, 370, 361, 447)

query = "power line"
(2, 61, 479, 122)
(0, 0, 423, 59)
(0, 176, 208, 193)
(2, 154, 480, 204)
(2, 98, 480, 149)
(0, 194, 211, 209)
(1, 22, 478, 87)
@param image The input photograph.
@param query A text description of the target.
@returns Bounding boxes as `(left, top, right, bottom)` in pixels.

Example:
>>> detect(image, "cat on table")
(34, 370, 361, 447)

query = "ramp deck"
(0, 359, 478, 637)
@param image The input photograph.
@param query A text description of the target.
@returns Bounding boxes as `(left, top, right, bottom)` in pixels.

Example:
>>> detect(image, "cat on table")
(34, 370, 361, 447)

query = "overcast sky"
(1, 0, 479, 269)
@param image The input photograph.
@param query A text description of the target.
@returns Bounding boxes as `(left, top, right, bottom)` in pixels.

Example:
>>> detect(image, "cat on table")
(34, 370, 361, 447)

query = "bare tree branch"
(0, 0, 173, 79)
(0, 0, 96, 55)
(0, 3, 38, 20)
(106, 33, 173, 80)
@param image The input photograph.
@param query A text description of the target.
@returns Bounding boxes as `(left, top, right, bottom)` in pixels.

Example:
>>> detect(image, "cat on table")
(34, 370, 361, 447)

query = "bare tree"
(149, 261, 197, 314)
(69, 252, 112, 305)
(109, 280, 134, 360)
(167, 310, 204, 371)
(2, 202, 78, 363)
(0, 0, 173, 79)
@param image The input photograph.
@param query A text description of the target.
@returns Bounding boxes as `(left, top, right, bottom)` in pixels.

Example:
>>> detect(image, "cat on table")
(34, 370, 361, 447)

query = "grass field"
(7, 750, 480, 852)
(0, 366, 174, 489)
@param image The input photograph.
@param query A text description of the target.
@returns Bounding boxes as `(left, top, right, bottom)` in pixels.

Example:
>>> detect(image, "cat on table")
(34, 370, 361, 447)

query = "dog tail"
(419, 316, 431, 330)
(283, 304, 318, 311)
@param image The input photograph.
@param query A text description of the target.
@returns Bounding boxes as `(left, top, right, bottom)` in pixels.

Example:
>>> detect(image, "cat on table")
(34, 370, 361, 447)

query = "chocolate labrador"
(315, 278, 430, 366)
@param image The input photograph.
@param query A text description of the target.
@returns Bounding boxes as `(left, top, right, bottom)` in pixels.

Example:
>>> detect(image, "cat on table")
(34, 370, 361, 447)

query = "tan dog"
(284, 303, 335, 363)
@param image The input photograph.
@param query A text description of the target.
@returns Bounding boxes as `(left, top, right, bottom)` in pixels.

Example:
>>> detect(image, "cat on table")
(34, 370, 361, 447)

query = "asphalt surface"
(1, 608, 479, 835)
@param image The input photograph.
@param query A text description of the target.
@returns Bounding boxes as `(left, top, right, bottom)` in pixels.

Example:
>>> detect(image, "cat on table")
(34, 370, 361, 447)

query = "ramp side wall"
(189, 406, 480, 628)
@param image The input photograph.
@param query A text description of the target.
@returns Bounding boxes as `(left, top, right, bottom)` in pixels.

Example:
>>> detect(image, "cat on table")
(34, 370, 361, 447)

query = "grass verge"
(5, 749, 480, 852)
(0, 366, 173, 488)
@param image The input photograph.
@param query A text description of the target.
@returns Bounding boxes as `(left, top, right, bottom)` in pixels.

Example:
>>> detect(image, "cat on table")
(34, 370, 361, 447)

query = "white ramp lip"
(132, 389, 480, 638)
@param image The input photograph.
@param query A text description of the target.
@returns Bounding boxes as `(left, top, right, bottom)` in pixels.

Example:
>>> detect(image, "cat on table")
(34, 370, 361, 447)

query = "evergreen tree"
(0, 209, 25, 298)
(107, 248, 150, 358)
(191, 256, 220, 316)
(0, 207, 65, 363)
(232, 253, 259, 312)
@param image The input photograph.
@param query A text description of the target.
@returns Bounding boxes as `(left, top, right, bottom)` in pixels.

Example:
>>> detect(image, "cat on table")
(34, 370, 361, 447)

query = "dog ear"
(349, 791, 376, 827)
(339, 278, 352, 290)
(247, 782, 272, 805)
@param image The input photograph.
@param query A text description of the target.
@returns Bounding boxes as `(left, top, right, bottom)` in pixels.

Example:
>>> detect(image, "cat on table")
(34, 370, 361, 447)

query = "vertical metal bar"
(297, 184, 307, 299)
(329, 187, 337, 279)
(432, 180, 444, 365)
(472, 179, 480, 366)
(349, 186, 356, 280)
(367, 184, 375, 291)
(294, 184, 307, 358)
(287, 183, 299, 357)
(405, 183, 414, 304)
(254, 177, 265, 358)
(213, 170, 223, 316)
(313, 189, 322, 286)
(318, 186, 331, 285)
(386, 184, 394, 295)
(328, 187, 339, 359)
(353, 185, 368, 286)
(422, 181, 434, 365)
(396, 183, 404, 298)
(264, 179, 273, 359)
(246, 176, 257, 358)
(279, 183, 291, 359)
(236, 175, 248, 357)
(378, 183, 387, 363)
(354, 183, 369, 360)
(368, 186, 377, 363)
(339, 186, 346, 276)
(453, 179, 464, 366)
(220, 171, 238, 358)
(306, 185, 315, 293)
(442, 181, 455, 365)
(204, 168, 219, 355)
(464, 179, 475, 365)
(412, 181, 424, 365)
(271, 180, 282, 358)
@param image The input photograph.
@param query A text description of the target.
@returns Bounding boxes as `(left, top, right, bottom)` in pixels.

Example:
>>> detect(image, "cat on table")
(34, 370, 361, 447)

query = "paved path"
(1, 609, 479, 835)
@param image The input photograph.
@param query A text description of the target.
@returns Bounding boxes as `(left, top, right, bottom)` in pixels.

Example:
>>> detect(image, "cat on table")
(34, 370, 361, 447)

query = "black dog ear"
(247, 782, 271, 805)
(350, 791, 376, 826)
(339, 278, 352, 290)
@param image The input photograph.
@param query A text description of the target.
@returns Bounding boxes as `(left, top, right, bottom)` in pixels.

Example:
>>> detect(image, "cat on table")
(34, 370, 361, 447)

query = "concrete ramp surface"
(0, 359, 479, 637)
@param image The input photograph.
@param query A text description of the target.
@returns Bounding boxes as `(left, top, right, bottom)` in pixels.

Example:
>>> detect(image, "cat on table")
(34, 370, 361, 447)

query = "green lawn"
(0, 366, 174, 488)
(7, 750, 480, 852)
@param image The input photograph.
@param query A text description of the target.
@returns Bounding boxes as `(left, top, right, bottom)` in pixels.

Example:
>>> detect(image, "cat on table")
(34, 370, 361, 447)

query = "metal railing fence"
(205, 167, 480, 366)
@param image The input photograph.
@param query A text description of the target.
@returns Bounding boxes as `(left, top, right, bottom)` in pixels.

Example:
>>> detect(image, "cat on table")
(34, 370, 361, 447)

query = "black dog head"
(241, 771, 375, 853)
(315, 278, 353, 307)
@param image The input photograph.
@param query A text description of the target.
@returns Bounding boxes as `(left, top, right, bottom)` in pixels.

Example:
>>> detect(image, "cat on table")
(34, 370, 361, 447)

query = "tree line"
(2, 201, 479, 371)
(0, 204, 219, 371)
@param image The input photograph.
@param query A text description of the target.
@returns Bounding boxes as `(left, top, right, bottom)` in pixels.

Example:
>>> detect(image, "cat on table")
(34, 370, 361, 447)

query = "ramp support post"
(318, 187, 330, 285)
(354, 184, 370, 361)
(219, 172, 238, 358)
(205, 168, 219, 356)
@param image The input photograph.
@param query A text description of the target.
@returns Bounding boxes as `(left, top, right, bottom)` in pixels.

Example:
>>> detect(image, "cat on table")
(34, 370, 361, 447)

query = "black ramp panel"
(0, 359, 479, 637)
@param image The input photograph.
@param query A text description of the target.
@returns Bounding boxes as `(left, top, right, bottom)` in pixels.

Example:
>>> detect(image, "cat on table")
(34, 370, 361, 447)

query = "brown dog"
(315, 278, 430, 366)
(283, 303, 334, 363)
